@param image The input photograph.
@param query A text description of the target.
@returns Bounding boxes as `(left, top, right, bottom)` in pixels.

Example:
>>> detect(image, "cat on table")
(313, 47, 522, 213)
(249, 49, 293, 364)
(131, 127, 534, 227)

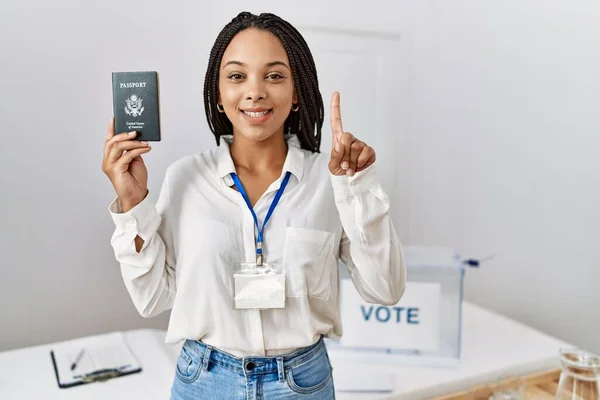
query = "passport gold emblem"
(125, 94, 145, 117)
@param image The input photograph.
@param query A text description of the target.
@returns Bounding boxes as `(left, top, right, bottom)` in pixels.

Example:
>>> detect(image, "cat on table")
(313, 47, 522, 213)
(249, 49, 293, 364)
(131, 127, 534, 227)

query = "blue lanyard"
(230, 171, 292, 266)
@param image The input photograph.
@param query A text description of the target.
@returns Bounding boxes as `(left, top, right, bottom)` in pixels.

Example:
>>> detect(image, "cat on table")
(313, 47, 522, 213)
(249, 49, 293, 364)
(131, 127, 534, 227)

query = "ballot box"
(326, 246, 465, 367)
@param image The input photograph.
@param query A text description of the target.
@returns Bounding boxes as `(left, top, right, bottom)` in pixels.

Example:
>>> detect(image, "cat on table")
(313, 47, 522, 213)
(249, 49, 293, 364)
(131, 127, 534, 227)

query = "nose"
(245, 77, 267, 103)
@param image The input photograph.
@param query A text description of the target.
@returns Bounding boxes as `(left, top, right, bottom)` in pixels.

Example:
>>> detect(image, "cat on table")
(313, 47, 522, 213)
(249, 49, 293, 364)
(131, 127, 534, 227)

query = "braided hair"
(203, 12, 324, 153)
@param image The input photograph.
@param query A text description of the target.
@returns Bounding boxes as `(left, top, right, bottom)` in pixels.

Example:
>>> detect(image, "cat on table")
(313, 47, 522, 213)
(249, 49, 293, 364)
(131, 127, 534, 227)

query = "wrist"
(120, 190, 148, 213)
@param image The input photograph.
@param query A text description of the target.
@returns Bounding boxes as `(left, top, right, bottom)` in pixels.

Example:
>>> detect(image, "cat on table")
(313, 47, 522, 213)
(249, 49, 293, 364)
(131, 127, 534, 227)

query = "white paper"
(51, 331, 141, 386)
(339, 281, 441, 351)
(332, 365, 394, 393)
(234, 272, 285, 309)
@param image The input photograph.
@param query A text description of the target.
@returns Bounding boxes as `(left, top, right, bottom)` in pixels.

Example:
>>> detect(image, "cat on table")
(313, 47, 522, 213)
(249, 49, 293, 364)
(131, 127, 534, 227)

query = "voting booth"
(326, 246, 465, 367)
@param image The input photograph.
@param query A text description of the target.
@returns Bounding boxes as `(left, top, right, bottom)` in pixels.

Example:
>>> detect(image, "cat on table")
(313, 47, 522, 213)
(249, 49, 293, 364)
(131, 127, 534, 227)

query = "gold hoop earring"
(291, 103, 299, 112)
(216, 103, 225, 113)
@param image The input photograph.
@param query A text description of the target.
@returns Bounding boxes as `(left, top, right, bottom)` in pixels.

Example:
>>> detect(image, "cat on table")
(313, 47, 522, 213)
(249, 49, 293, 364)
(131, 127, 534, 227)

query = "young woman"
(102, 11, 405, 400)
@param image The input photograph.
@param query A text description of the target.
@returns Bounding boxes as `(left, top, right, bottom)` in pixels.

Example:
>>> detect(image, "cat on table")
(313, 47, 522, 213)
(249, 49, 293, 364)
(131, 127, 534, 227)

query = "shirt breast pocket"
(283, 227, 336, 300)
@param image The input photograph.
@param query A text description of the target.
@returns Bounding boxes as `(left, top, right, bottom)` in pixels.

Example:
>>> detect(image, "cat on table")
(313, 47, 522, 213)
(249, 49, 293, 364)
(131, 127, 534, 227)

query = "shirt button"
(245, 362, 255, 371)
(126, 220, 136, 227)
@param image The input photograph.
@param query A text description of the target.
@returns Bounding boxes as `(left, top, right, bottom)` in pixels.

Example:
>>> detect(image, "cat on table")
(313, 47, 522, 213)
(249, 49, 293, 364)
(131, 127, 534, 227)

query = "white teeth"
(244, 110, 269, 117)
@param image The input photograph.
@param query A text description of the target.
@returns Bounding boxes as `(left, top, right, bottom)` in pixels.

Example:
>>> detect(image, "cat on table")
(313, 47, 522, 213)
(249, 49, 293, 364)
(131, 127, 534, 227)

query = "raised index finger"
(330, 91, 343, 142)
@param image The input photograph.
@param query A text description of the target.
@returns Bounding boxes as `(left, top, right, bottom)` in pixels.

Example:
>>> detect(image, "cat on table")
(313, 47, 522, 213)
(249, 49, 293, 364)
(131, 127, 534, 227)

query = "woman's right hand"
(102, 117, 152, 211)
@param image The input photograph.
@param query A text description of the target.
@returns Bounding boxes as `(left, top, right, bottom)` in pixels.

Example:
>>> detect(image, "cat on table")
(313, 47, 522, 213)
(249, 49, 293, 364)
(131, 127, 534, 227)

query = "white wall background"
(400, 1, 600, 354)
(1, 0, 598, 355)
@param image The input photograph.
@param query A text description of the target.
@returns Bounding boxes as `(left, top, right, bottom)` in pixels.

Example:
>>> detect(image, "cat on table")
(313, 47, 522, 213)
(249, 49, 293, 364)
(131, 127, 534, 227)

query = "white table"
(331, 302, 571, 399)
(0, 302, 572, 399)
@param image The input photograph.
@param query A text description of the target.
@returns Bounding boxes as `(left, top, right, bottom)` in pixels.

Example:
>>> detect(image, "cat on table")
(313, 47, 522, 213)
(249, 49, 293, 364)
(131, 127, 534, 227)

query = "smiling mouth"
(241, 109, 272, 117)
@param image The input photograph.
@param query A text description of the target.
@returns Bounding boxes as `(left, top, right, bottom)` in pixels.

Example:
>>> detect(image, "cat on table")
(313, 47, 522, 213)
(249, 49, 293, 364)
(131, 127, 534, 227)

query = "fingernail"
(341, 161, 349, 170)
(129, 131, 137, 136)
(346, 169, 354, 176)
(335, 143, 342, 153)
(141, 141, 149, 145)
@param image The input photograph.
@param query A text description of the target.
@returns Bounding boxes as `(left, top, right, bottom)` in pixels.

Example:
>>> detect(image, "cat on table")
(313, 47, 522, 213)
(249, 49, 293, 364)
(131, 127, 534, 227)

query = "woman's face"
(218, 28, 297, 143)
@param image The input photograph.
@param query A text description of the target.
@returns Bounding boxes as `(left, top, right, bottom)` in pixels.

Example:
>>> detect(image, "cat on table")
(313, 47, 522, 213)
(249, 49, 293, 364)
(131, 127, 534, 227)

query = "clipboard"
(49, 331, 143, 389)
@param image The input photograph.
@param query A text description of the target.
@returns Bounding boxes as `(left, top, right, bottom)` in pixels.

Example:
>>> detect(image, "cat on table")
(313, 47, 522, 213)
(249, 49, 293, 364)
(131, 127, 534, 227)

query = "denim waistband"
(181, 336, 327, 377)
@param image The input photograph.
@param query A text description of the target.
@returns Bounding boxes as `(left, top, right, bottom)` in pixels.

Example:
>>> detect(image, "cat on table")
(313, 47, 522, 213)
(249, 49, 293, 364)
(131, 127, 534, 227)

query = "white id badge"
(234, 263, 285, 310)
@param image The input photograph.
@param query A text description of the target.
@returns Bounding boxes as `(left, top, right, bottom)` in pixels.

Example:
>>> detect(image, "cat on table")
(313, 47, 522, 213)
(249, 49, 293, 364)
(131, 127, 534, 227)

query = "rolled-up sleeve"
(108, 171, 177, 318)
(330, 165, 406, 305)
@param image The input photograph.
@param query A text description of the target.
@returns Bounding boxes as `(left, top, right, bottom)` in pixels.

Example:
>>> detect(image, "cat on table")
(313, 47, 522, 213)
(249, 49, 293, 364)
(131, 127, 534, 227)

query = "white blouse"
(108, 134, 406, 357)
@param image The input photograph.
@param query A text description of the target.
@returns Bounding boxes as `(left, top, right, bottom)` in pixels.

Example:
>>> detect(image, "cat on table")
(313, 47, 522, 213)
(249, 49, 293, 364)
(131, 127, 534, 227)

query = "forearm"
(111, 195, 176, 317)
(331, 165, 406, 304)
(109, 184, 176, 317)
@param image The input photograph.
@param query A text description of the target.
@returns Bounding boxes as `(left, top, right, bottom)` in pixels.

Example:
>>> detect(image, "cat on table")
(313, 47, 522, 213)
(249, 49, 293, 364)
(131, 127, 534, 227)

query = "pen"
(70, 348, 85, 371)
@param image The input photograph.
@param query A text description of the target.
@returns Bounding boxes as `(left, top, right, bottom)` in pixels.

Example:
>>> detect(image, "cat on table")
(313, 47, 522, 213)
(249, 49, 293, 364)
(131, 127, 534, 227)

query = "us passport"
(112, 71, 161, 141)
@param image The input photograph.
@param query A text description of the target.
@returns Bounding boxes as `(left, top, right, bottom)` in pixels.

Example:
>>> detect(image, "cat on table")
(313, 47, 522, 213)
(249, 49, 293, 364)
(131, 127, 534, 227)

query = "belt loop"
(202, 346, 212, 371)
(276, 357, 285, 382)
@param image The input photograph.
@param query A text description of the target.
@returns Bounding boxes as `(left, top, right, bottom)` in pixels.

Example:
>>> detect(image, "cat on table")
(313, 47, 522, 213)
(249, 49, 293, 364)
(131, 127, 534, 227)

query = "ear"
(292, 89, 298, 104)
(217, 92, 222, 106)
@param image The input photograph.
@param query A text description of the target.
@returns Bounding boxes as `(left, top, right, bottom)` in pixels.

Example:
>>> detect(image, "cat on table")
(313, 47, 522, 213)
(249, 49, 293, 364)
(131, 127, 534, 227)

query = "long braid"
(276, 28, 322, 150)
(203, 12, 324, 153)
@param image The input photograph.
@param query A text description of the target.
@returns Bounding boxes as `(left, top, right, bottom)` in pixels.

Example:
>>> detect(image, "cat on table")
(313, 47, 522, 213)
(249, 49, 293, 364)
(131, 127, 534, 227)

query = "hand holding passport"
(102, 71, 161, 212)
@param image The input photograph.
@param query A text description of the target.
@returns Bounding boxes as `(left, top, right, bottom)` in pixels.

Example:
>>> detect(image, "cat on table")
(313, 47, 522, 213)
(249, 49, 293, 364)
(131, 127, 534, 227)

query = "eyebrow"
(222, 60, 290, 70)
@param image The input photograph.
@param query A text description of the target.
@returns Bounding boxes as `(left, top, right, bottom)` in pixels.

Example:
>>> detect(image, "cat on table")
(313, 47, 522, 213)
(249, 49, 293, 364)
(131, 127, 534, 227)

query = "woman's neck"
(229, 132, 288, 175)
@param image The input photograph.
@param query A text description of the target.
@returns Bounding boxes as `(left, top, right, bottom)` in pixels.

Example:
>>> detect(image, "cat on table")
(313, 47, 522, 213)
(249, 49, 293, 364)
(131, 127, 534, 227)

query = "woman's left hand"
(328, 91, 376, 177)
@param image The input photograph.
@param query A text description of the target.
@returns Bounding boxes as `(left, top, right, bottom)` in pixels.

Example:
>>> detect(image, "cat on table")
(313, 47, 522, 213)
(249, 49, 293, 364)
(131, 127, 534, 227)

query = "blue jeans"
(170, 336, 335, 399)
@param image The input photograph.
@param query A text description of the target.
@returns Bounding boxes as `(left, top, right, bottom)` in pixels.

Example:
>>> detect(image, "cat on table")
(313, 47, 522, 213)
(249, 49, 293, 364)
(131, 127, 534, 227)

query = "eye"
(227, 73, 244, 81)
(266, 73, 285, 81)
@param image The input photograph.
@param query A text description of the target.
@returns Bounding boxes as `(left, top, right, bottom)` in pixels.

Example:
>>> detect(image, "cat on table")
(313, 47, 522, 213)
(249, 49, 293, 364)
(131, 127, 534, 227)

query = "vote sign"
(339, 280, 441, 352)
